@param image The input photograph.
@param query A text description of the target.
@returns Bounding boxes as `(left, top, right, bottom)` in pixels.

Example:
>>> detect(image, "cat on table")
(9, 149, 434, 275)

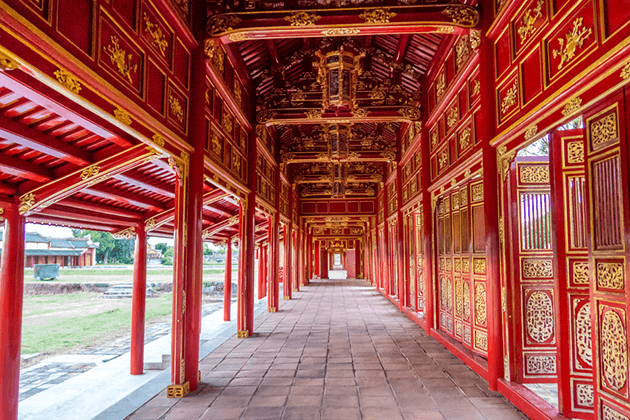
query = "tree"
(155, 243, 169, 254)
(203, 243, 213, 256)
(73, 230, 115, 263)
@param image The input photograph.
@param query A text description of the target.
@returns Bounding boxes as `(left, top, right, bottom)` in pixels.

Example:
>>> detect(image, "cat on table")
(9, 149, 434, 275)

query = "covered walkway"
(128, 279, 526, 420)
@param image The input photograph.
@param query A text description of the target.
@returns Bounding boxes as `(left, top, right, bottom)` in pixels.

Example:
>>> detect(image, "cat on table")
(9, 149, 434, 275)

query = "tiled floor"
(127, 279, 528, 420)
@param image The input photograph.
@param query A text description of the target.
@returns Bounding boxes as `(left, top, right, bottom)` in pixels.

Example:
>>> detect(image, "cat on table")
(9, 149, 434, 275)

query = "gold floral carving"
(438, 149, 448, 170)
(552, 18, 592, 70)
(398, 107, 421, 120)
(463, 281, 471, 321)
(80, 164, 100, 180)
(305, 109, 323, 119)
(469, 30, 481, 50)
(454, 258, 461, 272)
(472, 80, 480, 96)
(603, 406, 630, 420)
(474, 259, 486, 275)
(441, 6, 479, 26)
(222, 111, 233, 133)
(233, 81, 243, 106)
(562, 96, 582, 117)
(567, 141, 584, 164)
(526, 291, 554, 343)
(284, 11, 320, 26)
(204, 40, 225, 73)
(471, 184, 483, 201)
(436, 71, 446, 102)
(572, 261, 589, 284)
(145, 217, 157, 231)
(104, 36, 137, 84)
(151, 134, 166, 147)
(462, 258, 470, 273)
(447, 106, 459, 129)
(601, 309, 628, 391)
(524, 125, 538, 141)
(596, 262, 624, 289)
(436, 26, 455, 34)
(168, 95, 184, 123)
(475, 283, 486, 326)
(229, 33, 249, 42)
(54, 68, 81, 94)
(143, 13, 168, 56)
(523, 259, 553, 278)
(114, 108, 132, 125)
(526, 355, 556, 374)
(590, 112, 618, 149)
(359, 8, 396, 24)
(575, 302, 592, 367)
(501, 79, 518, 115)
(211, 134, 222, 156)
(321, 28, 360, 36)
(576, 384, 593, 408)
(112, 226, 136, 239)
(18, 192, 36, 215)
(455, 35, 473, 71)
(0, 51, 20, 71)
(208, 15, 242, 34)
(519, 165, 549, 183)
(475, 331, 487, 351)
(431, 131, 439, 150)
(622, 61, 630, 80)
(498, 145, 517, 180)
(455, 279, 463, 317)
(447, 279, 453, 312)
(517, 0, 543, 43)
(501, 286, 507, 312)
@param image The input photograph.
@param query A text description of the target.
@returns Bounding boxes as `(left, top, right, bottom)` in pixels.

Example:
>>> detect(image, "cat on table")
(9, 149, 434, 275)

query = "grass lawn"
(23, 267, 226, 282)
(21, 292, 173, 354)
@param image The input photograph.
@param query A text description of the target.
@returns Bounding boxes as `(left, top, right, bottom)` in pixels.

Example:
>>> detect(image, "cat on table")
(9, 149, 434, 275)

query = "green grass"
(21, 293, 173, 354)
(24, 268, 225, 280)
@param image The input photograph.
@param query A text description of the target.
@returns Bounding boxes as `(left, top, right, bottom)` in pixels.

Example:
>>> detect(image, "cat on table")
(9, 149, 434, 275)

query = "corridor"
(127, 280, 526, 420)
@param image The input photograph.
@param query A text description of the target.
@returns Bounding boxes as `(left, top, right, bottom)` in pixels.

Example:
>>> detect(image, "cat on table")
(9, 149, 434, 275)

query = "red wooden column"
(479, 0, 502, 391)
(295, 226, 301, 291)
(237, 130, 257, 338)
(263, 244, 268, 298)
(257, 246, 264, 300)
(283, 224, 292, 300)
(396, 164, 408, 307)
(224, 239, 232, 321)
(306, 227, 313, 283)
(420, 79, 434, 332)
(0, 203, 25, 420)
(130, 223, 147, 375)
(314, 240, 320, 278)
(269, 213, 280, 312)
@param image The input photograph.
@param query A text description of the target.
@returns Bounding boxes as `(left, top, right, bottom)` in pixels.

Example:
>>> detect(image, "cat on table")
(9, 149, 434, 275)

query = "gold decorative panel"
(601, 309, 628, 392)
(575, 384, 594, 408)
(522, 259, 553, 278)
(471, 184, 483, 202)
(474, 282, 486, 326)
(596, 262, 624, 290)
(575, 301, 592, 367)
(526, 355, 556, 374)
(572, 261, 589, 284)
(567, 141, 584, 164)
(463, 280, 471, 321)
(589, 110, 619, 151)
(474, 330, 487, 351)
(526, 291, 554, 343)
(519, 165, 549, 183)
(473, 258, 486, 274)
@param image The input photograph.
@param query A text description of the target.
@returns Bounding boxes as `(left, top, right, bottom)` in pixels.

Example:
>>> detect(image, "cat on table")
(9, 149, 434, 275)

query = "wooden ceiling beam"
(208, 5, 477, 43)
(0, 153, 52, 182)
(0, 114, 93, 166)
(59, 198, 143, 220)
(393, 34, 412, 64)
(113, 172, 175, 199)
(83, 185, 166, 212)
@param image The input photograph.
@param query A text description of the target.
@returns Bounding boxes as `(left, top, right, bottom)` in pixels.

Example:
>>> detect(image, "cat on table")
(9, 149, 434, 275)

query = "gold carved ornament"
(321, 28, 360, 36)
(525, 290, 554, 343)
(501, 79, 518, 115)
(398, 107, 421, 120)
(474, 283, 486, 326)
(601, 309, 628, 392)
(575, 384, 593, 408)
(603, 406, 630, 420)
(112, 226, 136, 239)
(54, 68, 81, 94)
(562, 96, 582, 117)
(522, 259, 553, 278)
(284, 11, 320, 27)
(575, 301, 592, 367)
(567, 141, 584, 164)
(474, 258, 486, 274)
(472, 80, 480, 96)
(360, 8, 396, 24)
(572, 261, 589, 283)
(18, 192, 36, 215)
(113, 107, 132, 125)
(208, 15, 242, 34)
(475, 331, 487, 351)
(104, 36, 137, 84)
(436, 71, 446, 102)
(80, 164, 100, 180)
(526, 355, 556, 374)
(462, 281, 471, 320)
(204, 40, 225, 74)
(168, 95, 184, 123)
(497, 145, 517, 180)
(519, 165, 550, 183)
(622, 61, 630, 80)
(145, 217, 157, 231)
(441, 6, 479, 26)
(431, 131, 439, 150)
(591, 112, 618, 149)
(455, 279, 463, 317)
(596, 262, 624, 289)
(436, 26, 455, 34)
(517, 0, 543, 43)
(447, 106, 459, 129)
(524, 125, 538, 141)
(552, 18, 592, 70)
(471, 184, 483, 201)
(0, 51, 20, 71)
(143, 13, 168, 56)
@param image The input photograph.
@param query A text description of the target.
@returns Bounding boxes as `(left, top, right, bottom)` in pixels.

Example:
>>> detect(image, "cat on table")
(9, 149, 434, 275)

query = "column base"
(237, 330, 249, 339)
(283, 296, 291, 300)
(293, 288, 299, 292)
(268, 307, 277, 313)
(167, 381, 190, 398)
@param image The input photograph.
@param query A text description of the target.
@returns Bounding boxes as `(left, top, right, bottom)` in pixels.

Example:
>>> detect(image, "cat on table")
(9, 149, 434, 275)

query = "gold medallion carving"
(168, 95, 184, 123)
(151, 134, 166, 147)
(524, 125, 538, 141)
(572, 261, 589, 284)
(54, 68, 82, 94)
(80, 164, 100, 180)
(601, 309, 628, 392)
(552, 18, 592, 70)
(562, 96, 582, 117)
(567, 141, 584, 164)
(596, 262, 624, 290)
(474, 258, 486, 275)
(18, 192, 36, 215)
(526, 291, 554, 343)
(526, 355, 556, 374)
(104, 36, 137, 84)
(284, 11, 320, 26)
(501, 79, 518, 115)
(114, 108, 132, 125)
(321, 28, 360, 36)
(471, 184, 483, 201)
(360, 8, 396, 24)
(441, 6, 479, 26)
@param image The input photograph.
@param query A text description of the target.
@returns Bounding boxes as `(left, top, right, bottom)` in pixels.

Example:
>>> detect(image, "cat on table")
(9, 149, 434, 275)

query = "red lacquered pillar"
(130, 224, 147, 375)
(479, 0, 502, 391)
(269, 213, 279, 312)
(0, 203, 25, 420)
(295, 227, 301, 292)
(256, 247, 262, 299)
(262, 244, 268, 298)
(284, 224, 292, 300)
(396, 163, 408, 307)
(224, 239, 232, 321)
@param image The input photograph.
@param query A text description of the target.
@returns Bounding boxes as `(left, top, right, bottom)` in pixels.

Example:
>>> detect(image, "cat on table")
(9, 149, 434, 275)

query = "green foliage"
(161, 256, 173, 266)
(154, 243, 169, 254)
(72, 230, 134, 264)
(203, 243, 213, 256)
(163, 247, 174, 258)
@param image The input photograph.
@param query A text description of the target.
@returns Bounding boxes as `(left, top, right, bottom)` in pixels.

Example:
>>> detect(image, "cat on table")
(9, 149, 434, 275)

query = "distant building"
(147, 245, 162, 264)
(0, 232, 98, 267)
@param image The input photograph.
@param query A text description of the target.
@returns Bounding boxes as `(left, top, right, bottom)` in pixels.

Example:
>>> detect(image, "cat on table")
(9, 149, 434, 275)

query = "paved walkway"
(127, 279, 527, 420)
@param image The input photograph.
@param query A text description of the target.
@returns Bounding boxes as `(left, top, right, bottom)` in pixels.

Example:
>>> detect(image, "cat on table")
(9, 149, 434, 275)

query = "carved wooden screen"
(404, 211, 416, 310)
(415, 210, 425, 313)
(584, 93, 630, 419)
(507, 157, 557, 383)
(388, 219, 399, 297)
(550, 128, 594, 417)
(435, 181, 488, 355)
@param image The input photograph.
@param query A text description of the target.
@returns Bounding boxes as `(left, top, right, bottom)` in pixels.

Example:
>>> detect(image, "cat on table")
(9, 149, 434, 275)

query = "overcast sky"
(25, 223, 175, 246)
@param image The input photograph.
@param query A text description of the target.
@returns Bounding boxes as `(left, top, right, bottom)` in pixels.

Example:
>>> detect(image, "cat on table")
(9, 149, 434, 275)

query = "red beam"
(59, 198, 143, 220)
(45, 205, 142, 226)
(0, 114, 92, 166)
(0, 153, 52, 182)
(113, 172, 175, 199)
(84, 185, 166, 212)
